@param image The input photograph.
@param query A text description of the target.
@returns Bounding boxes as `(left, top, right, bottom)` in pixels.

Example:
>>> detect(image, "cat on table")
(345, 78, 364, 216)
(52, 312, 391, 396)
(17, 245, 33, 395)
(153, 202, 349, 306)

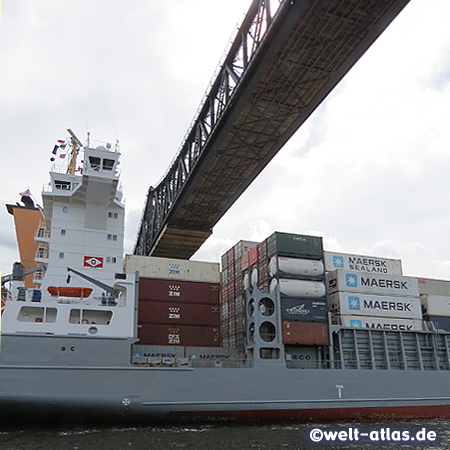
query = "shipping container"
(185, 346, 239, 361)
(257, 240, 269, 292)
(124, 255, 220, 283)
(269, 256, 324, 279)
(282, 321, 329, 345)
(138, 324, 220, 346)
(420, 295, 450, 317)
(427, 315, 450, 332)
(249, 246, 258, 267)
(417, 277, 450, 296)
(139, 278, 219, 304)
(233, 240, 258, 260)
(284, 345, 319, 362)
(241, 253, 250, 271)
(328, 292, 422, 319)
(339, 315, 423, 331)
(280, 298, 327, 322)
(132, 345, 185, 359)
(266, 232, 323, 259)
(323, 251, 402, 275)
(270, 278, 326, 299)
(138, 301, 220, 326)
(326, 270, 419, 298)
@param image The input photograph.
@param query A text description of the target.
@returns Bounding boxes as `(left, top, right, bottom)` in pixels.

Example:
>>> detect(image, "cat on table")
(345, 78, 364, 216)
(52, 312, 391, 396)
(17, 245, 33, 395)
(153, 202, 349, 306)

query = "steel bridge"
(135, 0, 410, 259)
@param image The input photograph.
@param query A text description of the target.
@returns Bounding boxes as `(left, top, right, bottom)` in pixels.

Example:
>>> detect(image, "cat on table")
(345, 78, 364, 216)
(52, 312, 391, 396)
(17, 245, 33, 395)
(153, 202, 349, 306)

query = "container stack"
(124, 255, 221, 346)
(267, 232, 329, 346)
(325, 252, 423, 331)
(220, 240, 258, 350)
(417, 277, 450, 332)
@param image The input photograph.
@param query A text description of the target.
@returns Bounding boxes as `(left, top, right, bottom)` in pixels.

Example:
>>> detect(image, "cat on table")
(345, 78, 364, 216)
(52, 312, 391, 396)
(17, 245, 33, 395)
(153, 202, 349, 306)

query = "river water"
(1, 419, 449, 450)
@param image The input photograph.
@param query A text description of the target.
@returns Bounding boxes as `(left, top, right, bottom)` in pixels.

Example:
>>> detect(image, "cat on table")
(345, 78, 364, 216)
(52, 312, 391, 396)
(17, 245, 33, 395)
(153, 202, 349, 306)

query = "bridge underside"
(143, 0, 410, 259)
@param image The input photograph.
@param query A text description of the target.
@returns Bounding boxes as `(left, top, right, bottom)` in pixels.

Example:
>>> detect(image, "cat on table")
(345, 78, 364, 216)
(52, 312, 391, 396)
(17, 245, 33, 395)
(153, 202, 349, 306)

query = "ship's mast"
(66, 128, 83, 175)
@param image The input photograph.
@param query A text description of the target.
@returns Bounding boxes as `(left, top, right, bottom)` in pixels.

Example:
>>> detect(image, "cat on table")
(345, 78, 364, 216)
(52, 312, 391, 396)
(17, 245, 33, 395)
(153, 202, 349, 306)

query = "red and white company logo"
(83, 256, 104, 268)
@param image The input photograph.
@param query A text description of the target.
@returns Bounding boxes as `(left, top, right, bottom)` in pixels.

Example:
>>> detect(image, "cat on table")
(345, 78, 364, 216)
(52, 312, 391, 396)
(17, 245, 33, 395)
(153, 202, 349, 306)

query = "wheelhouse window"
(88, 156, 101, 171)
(102, 159, 115, 171)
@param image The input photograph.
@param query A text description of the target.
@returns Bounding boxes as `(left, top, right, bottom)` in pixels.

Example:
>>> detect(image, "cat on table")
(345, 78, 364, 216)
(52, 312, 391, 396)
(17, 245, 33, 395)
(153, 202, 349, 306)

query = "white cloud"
(1, 0, 450, 283)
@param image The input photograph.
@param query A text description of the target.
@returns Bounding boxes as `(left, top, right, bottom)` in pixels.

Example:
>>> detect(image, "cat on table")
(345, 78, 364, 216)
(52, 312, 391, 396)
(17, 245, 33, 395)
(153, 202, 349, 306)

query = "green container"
(266, 232, 323, 260)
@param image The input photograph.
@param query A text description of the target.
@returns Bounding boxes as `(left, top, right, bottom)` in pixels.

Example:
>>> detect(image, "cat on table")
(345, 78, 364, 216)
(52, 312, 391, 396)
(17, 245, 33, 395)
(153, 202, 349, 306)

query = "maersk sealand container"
(323, 251, 402, 275)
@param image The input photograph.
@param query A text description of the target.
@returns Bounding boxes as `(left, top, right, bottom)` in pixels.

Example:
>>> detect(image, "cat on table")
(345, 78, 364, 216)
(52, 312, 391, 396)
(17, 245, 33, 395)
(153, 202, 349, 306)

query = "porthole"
(259, 321, 276, 343)
(259, 298, 275, 317)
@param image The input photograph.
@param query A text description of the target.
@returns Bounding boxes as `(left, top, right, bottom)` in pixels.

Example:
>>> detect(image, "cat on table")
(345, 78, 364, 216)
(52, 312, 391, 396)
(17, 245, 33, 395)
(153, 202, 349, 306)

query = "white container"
(339, 315, 423, 331)
(270, 278, 326, 298)
(326, 270, 419, 298)
(124, 255, 220, 283)
(420, 295, 450, 317)
(269, 256, 324, 278)
(251, 267, 258, 287)
(328, 292, 422, 319)
(243, 272, 250, 291)
(417, 277, 450, 296)
(324, 251, 402, 275)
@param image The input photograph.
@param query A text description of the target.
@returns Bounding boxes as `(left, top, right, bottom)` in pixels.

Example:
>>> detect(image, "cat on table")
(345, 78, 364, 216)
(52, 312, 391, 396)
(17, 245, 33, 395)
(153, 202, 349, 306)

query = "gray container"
(340, 315, 423, 331)
(326, 270, 419, 298)
(323, 251, 402, 275)
(427, 316, 450, 332)
(185, 346, 239, 361)
(132, 344, 185, 359)
(420, 295, 450, 317)
(417, 277, 450, 296)
(280, 298, 327, 322)
(266, 232, 323, 259)
(328, 292, 422, 319)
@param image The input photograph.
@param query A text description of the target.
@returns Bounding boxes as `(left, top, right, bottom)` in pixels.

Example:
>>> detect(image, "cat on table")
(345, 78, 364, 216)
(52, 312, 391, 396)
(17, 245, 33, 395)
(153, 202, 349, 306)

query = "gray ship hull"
(1, 335, 449, 422)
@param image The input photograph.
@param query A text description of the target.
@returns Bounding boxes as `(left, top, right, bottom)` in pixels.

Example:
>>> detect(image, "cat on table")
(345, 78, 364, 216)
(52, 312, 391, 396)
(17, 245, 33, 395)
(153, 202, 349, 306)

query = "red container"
(138, 324, 220, 346)
(249, 246, 258, 267)
(139, 278, 219, 304)
(138, 301, 220, 326)
(282, 321, 329, 345)
(241, 253, 250, 271)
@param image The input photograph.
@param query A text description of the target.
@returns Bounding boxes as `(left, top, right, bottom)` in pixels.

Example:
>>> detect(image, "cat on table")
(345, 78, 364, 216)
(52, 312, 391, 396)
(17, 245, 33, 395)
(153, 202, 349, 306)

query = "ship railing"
(35, 248, 49, 260)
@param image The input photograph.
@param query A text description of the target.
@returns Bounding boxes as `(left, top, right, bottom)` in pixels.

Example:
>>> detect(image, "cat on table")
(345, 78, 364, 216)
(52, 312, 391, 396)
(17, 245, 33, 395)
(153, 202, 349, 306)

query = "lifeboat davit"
(47, 286, 93, 298)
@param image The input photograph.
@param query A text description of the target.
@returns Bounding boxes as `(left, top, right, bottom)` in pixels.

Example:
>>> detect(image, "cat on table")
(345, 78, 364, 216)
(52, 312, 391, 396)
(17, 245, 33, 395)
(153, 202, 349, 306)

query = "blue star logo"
(348, 296, 360, 310)
(346, 274, 357, 288)
(333, 256, 344, 268)
(350, 319, 362, 328)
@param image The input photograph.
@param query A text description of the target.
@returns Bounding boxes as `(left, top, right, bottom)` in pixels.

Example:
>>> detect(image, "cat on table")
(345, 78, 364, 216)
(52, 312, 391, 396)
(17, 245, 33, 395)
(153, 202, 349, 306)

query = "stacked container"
(220, 241, 258, 350)
(124, 255, 221, 346)
(325, 252, 423, 331)
(267, 232, 329, 346)
(417, 277, 450, 332)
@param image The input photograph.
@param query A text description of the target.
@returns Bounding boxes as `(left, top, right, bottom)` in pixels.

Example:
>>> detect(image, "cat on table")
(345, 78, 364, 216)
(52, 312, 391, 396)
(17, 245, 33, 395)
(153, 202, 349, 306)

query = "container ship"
(1, 136, 449, 422)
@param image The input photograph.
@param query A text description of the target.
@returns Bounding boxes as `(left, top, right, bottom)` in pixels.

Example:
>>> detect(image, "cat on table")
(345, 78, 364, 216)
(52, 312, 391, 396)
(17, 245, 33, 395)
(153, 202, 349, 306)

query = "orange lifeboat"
(47, 286, 93, 298)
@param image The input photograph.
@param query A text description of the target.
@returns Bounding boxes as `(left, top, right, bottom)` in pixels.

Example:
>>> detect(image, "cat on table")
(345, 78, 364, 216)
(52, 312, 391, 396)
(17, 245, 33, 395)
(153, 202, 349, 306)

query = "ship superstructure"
(1, 133, 136, 339)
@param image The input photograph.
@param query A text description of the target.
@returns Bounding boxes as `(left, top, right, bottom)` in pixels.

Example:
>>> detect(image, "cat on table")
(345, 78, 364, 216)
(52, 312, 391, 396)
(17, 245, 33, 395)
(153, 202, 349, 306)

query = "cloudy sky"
(1, 0, 450, 280)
